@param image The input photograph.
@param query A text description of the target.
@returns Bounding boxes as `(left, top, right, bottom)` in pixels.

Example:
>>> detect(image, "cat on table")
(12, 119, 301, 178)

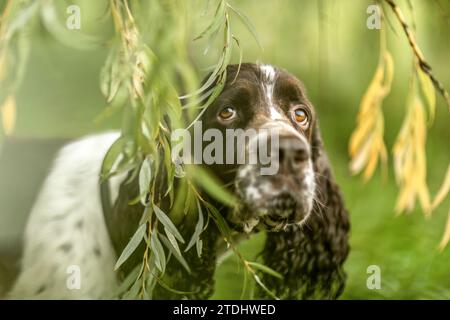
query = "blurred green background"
(2, 0, 450, 299)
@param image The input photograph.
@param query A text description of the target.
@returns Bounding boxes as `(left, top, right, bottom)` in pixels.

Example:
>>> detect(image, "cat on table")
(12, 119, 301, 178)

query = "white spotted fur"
(9, 132, 126, 299)
(260, 65, 284, 120)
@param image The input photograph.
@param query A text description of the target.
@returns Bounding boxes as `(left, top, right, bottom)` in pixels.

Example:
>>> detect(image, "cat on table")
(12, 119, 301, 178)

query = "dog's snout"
(278, 136, 309, 168)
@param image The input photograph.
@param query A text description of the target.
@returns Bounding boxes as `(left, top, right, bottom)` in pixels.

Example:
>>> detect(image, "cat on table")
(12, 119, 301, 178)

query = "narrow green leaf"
(154, 276, 196, 295)
(114, 223, 146, 270)
(253, 274, 279, 300)
(231, 35, 243, 83)
(240, 268, 250, 300)
(165, 227, 182, 256)
(122, 278, 142, 300)
(227, 4, 263, 49)
(204, 201, 232, 239)
(189, 166, 237, 207)
(153, 204, 185, 243)
(101, 136, 125, 180)
(247, 262, 283, 279)
(194, 0, 226, 41)
(150, 231, 166, 273)
(185, 199, 204, 252)
(159, 234, 191, 273)
(139, 156, 153, 205)
(196, 239, 203, 258)
(110, 263, 142, 298)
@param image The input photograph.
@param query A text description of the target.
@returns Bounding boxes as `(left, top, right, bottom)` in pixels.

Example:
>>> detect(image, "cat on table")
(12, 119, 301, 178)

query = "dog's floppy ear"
(259, 119, 350, 299)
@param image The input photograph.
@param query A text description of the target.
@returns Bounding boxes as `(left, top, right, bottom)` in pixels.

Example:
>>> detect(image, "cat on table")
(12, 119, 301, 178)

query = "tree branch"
(384, 0, 450, 109)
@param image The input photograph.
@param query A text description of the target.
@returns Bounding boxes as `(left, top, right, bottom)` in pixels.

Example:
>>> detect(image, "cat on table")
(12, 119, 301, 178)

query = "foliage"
(348, 0, 450, 248)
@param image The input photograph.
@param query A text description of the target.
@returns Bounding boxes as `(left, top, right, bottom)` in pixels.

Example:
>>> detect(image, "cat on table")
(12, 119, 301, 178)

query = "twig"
(384, 0, 450, 109)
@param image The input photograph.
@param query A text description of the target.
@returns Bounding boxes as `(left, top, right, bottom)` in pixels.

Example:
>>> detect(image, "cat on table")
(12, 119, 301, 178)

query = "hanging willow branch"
(384, 0, 450, 109)
(98, 0, 279, 299)
(350, 1, 449, 248)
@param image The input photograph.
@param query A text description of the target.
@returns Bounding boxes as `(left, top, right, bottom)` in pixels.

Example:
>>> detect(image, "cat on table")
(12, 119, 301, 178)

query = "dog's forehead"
(223, 63, 307, 103)
(202, 63, 313, 129)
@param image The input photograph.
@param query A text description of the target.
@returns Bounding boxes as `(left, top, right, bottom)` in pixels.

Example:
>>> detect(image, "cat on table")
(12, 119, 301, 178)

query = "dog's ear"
(259, 118, 350, 299)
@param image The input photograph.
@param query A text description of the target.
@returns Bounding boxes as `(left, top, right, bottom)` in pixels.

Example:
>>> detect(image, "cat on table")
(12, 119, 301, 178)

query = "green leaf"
(204, 201, 232, 239)
(189, 166, 237, 207)
(231, 35, 243, 83)
(165, 227, 182, 257)
(114, 223, 146, 270)
(122, 278, 142, 300)
(180, 45, 227, 100)
(185, 199, 204, 252)
(139, 156, 153, 205)
(154, 276, 196, 295)
(110, 263, 142, 298)
(101, 136, 125, 180)
(161, 136, 175, 201)
(194, 0, 226, 41)
(159, 234, 191, 274)
(227, 4, 263, 49)
(247, 262, 283, 279)
(196, 239, 203, 258)
(240, 268, 252, 300)
(169, 177, 188, 218)
(150, 231, 166, 273)
(153, 204, 185, 243)
(184, 69, 226, 129)
(253, 274, 279, 300)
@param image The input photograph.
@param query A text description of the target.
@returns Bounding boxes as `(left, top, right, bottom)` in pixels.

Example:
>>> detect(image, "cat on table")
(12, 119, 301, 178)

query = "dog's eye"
(218, 106, 237, 121)
(292, 107, 308, 127)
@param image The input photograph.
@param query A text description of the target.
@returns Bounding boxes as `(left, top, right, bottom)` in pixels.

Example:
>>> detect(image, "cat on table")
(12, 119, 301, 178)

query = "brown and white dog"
(8, 63, 349, 299)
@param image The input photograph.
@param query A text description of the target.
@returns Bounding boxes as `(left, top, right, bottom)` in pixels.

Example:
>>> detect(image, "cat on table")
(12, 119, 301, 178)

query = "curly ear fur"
(260, 120, 350, 299)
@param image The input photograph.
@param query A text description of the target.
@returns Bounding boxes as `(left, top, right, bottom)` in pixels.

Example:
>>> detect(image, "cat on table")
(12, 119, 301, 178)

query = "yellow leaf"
(418, 183, 431, 217)
(364, 136, 381, 181)
(395, 182, 414, 214)
(350, 133, 373, 175)
(381, 51, 394, 95)
(1, 95, 16, 136)
(432, 164, 450, 210)
(359, 64, 384, 116)
(417, 64, 436, 124)
(0, 52, 7, 83)
(348, 114, 376, 156)
(438, 209, 450, 251)
(348, 48, 393, 182)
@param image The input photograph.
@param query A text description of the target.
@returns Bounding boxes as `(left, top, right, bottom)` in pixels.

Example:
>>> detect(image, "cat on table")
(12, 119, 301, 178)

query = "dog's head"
(196, 63, 322, 232)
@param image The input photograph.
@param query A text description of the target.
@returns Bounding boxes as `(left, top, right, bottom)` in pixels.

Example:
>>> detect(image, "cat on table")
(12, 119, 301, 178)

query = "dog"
(8, 63, 349, 299)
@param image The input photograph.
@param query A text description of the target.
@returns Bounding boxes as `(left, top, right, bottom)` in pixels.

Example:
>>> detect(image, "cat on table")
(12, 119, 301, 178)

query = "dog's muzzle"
(233, 120, 316, 232)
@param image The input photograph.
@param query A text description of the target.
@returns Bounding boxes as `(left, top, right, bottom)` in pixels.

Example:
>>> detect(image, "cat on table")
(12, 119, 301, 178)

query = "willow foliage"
(348, 1, 450, 248)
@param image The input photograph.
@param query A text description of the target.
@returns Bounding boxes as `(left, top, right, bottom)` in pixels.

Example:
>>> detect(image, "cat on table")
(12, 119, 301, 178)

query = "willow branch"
(384, 0, 450, 109)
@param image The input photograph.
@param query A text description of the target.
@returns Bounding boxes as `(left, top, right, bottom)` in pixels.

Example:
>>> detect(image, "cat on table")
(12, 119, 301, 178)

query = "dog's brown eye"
(292, 107, 308, 126)
(218, 106, 236, 121)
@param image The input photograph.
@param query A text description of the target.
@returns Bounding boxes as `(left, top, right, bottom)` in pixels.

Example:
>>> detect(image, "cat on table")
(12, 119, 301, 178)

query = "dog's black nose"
(278, 136, 309, 169)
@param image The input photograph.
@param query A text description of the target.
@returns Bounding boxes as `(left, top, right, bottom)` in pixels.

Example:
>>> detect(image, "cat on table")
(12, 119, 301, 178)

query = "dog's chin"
(233, 192, 314, 233)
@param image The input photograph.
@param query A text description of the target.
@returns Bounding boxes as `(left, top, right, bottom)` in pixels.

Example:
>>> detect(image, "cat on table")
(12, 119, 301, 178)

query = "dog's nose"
(278, 136, 309, 169)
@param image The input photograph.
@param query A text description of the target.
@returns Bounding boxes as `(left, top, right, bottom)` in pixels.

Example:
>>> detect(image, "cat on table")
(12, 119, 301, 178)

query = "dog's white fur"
(260, 65, 283, 121)
(9, 132, 124, 299)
